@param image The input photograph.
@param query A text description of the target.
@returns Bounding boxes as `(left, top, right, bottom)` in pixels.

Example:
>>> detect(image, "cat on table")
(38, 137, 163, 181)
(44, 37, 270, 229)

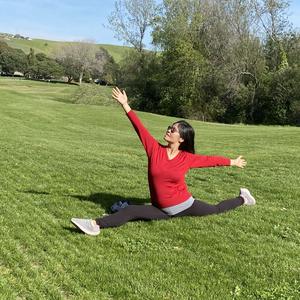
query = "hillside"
(0, 33, 131, 62)
(0, 77, 299, 299)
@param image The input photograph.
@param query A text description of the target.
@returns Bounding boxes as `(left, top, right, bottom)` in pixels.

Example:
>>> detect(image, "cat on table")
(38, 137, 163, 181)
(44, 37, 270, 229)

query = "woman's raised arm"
(111, 87, 158, 157)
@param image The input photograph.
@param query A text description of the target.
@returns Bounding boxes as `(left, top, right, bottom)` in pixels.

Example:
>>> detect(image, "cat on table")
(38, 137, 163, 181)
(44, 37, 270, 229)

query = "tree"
(117, 50, 162, 112)
(27, 48, 36, 66)
(25, 48, 38, 78)
(252, 0, 291, 70)
(284, 32, 300, 67)
(91, 48, 119, 84)
(25, 49, 63, 80)
(34, 53, 63, 79)
(153, 0, 231, 120)
(54, 42, 97, 84)
(54, 42, 116, 84)
(108, 0, 158, 52)
(200, 0, 266, 123)
(0, 41, 28, 74)
(108, 0, 298, 125)
(152, 0, 286, 123)
(253, 68, 298, 124)
(56, 55, 78, 83)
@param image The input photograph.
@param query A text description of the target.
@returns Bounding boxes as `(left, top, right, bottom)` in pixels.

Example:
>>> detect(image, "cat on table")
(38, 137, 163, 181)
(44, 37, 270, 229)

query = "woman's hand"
(112, 87, 128, 105)
(230, 156, 247, 168)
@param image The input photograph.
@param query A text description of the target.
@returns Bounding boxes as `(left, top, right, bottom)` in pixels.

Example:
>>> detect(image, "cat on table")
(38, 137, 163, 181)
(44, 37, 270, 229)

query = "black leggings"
(96, 197, 244, 228)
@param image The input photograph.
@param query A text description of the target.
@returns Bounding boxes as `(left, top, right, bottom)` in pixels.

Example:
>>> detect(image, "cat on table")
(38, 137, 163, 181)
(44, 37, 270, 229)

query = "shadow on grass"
(68, 192, 148, 213)
(21, 190, 51, 195)
(20, 189, 148, 213)
(63, 226, 83, 234)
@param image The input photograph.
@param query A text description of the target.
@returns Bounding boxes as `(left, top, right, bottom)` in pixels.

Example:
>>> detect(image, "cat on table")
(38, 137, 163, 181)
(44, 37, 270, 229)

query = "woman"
(71, 87, 255, 236)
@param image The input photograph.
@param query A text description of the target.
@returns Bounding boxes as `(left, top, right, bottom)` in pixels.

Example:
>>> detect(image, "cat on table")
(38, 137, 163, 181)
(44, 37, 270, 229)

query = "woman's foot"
(71, 218, 100, 236)
(240, 188, 256, 205)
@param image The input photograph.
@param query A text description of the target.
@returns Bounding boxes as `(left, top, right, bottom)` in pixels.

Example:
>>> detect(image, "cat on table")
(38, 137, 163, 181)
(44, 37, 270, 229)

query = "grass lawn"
(3, 37, 131, 63)
(0, 77, 299, 299)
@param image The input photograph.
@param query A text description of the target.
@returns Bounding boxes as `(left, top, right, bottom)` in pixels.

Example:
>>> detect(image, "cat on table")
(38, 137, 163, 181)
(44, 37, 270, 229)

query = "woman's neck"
(167, 143, 180, 153)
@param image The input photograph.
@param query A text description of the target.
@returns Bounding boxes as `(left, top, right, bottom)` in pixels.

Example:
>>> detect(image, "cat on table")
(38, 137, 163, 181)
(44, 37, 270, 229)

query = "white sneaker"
(240, 188, 256, 205)
(71, 218, 100, 236)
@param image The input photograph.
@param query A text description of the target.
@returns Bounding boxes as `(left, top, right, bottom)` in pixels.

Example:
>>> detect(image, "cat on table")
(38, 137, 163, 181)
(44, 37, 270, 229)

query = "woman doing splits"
(71, 88, 255, 236)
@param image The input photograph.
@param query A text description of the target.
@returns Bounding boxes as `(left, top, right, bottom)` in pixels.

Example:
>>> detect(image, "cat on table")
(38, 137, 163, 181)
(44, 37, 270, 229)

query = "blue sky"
(0, 0, 299, 47)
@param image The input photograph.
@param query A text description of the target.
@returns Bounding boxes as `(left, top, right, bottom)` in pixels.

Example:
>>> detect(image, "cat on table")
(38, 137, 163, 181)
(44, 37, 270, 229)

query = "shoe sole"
(71, 218, 100, 236)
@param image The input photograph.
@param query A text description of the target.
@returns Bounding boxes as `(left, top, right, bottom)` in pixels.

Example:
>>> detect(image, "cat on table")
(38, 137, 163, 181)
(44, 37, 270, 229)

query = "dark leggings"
(96, 196, 244, 228)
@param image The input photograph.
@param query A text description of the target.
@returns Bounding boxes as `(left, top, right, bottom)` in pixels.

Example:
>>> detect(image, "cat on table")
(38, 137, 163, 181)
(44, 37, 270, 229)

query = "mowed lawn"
(4, 38, 132, 63)
(0, 77, 299, 299)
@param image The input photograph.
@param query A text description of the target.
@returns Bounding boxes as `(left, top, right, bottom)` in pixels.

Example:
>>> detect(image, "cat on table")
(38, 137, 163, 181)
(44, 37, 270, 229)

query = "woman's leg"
(96, 204, 170, 228)
(174, 196, 244, 218)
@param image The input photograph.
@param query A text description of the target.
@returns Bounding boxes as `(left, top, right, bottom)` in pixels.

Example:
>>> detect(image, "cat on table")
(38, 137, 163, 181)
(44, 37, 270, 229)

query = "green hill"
(0, 77, 299, 299)
(1, 35, 131, 62)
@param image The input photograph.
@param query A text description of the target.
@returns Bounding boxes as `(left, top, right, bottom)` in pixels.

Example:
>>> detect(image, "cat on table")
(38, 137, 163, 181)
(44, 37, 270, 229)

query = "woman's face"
(164, 123, 183, 144)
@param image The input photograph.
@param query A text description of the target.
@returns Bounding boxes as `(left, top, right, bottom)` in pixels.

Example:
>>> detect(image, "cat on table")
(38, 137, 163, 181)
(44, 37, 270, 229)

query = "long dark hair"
(175, 120, 195, 154)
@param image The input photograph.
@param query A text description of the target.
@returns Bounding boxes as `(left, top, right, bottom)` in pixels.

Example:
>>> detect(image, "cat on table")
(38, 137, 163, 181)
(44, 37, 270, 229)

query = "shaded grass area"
(0, 77, 299, 299)
(0, 77, 115, 107)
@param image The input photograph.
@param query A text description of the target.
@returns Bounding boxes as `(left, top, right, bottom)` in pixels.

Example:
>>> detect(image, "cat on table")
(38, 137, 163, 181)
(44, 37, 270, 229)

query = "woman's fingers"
(112, 92, 119, 100)
(112, 88, 122, 100)
(112, 87, 127, 105)
(234, 155, 247, 168)
(239, 158, 247, 168)
(112, 87, 123, 98)
(112, 88, 120, 96)
(112, 92, 119, 99)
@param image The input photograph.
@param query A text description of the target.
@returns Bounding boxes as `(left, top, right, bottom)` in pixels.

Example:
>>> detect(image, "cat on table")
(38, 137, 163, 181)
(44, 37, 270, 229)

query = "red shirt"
(127, 110, 231, 208)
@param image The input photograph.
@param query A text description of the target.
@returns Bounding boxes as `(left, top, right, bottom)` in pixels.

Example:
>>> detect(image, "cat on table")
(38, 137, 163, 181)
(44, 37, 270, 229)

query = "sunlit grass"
(0, 77, 299, 299)
(3, 37, 131, 62)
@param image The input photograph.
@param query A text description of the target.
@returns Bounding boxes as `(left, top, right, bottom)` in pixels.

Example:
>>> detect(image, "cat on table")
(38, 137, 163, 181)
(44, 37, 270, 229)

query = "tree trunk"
(79, 72, 83, 85)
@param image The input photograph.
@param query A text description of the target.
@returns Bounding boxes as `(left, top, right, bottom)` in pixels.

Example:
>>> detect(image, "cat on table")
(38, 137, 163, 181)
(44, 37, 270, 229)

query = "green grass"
(0, 77, 299, 299)
(2, 37, 131, 62)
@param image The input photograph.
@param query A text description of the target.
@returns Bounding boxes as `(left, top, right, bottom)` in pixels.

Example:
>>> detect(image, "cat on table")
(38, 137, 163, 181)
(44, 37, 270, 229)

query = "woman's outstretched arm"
(189, 154, 247, 168)
(112, 87, 158, 157)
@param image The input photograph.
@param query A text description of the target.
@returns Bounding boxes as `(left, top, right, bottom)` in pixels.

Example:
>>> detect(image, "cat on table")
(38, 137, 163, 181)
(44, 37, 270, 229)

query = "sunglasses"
(167, 125, 178, 133)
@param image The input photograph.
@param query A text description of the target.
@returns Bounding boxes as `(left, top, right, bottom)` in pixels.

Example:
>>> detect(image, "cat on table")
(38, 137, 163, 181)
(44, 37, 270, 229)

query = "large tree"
(108, 0, 158, 52)
(252, 0, 291, 70)
(152, 0, 292, 123)
(54, 42, 116, 84)
(90, 48, 118, 84)
(54, 42, 96, 84)
(0, 41, 28, 74)
(25, 49, 63, 80)
(34, 53, 63, 79)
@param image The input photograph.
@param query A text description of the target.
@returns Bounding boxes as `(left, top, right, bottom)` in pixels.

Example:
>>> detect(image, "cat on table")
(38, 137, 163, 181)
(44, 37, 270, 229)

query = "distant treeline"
(0, 41, 118, 85)
(1, 0, 300, 126)
(110, 0, 300, 126)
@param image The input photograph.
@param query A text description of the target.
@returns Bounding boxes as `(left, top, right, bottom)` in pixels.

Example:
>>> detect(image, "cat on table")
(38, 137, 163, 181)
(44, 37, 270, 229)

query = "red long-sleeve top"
(127, 110, 231, 208)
